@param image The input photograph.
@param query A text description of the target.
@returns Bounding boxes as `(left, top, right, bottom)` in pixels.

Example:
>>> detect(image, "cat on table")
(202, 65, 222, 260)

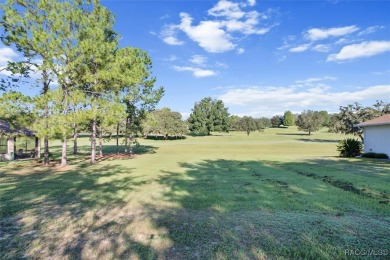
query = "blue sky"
(1, 0, 389, 118)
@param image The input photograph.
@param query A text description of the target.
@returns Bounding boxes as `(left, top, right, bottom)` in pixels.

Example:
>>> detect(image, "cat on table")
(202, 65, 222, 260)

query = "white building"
(356, 114, 390, 157)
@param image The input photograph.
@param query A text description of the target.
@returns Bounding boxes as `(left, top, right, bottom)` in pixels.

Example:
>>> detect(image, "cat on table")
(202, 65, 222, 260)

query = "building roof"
(356, 114, 390, 127)
(0, 120, 35, 136)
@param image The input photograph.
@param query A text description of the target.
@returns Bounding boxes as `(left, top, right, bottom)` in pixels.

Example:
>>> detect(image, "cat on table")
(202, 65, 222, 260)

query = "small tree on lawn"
(239, 116, 257, 135)
(271, 115, 282, 127)
(142, 108, 186, 139)
(283, 111, 295, 126)
(255, 117, 271, 132)
(296, 110, 323, 135)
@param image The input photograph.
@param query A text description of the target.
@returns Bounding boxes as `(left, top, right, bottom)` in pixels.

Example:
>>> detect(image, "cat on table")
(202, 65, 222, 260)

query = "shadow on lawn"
(296, 138, 340, 143)
(1, 158, 389, 259)
(0, 164, 159, 259)
(145, 159, 390, 259)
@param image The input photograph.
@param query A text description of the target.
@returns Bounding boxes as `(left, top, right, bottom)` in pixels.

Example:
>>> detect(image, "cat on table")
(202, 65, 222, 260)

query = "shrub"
(362, 152, 389, 159)
(337, 138, 362, 157)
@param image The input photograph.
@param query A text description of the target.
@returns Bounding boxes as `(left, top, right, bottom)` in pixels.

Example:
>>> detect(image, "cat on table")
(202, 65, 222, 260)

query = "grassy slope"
(0, 127, 389, 259)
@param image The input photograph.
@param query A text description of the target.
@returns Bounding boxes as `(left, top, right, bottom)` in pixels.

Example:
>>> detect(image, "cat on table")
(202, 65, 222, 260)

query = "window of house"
(0, 138, 7, 154)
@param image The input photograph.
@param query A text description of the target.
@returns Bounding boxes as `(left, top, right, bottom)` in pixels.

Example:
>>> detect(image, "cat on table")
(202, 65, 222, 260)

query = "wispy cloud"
(189, 55, 208, 66)
(312, 44, 331, 53)
(236, 48, 245, 54)
(289, 44, 311, 53)
(173, 65, 217, 78)
(327, 41, 390, 62)
(218, 84, 390, 117)
(160, 24, 184, 46)
(304, 25, 359, 41)
(160, 0, 276, 53)
(358, 25, 385, 36)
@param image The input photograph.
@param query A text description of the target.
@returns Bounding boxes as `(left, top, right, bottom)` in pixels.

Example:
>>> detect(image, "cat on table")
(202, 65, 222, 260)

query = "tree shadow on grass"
(1, 158, 389, 259)
(146, 159, 390, 259)
(0, 164, 158, 259)
(296, 138, 340, 143)
(276, 133, 308, 136)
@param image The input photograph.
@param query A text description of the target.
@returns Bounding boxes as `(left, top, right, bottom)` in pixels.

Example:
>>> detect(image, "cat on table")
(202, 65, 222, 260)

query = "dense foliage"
(142, 108, 187, 139)
(337, 138, 363, 157)
(283, 111, 295, 126)
(188, 97, 230, 135)
(296, 110, 323, 135)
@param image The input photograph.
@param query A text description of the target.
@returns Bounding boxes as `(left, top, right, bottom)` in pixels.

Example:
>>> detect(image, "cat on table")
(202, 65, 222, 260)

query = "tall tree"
(116, 47, 164, 155)
(296, 110, 323, 135)
(188, 97, 230, 135)
(283, 111, 295, 126)
(76, 0, 120, 163)
(1, 0, 62, 164)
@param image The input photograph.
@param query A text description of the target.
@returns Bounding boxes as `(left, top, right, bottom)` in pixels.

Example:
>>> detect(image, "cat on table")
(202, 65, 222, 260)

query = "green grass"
(1, 127, 389, 259)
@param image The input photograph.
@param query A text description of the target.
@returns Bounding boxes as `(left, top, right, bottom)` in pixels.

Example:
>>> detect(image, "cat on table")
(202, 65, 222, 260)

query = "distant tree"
(296, 110, 323, 135)
(255, 117, 271, 132)
(271, 115, 282, 127)
(318, 111, 330, 127)
(142, 108, 186, 139)
(229, 115, 241, 131)
(188, 97, 230, 135)
(332, 102, 390, 142)
(283, 111, 295, 126)
(239, 116, 257, 135)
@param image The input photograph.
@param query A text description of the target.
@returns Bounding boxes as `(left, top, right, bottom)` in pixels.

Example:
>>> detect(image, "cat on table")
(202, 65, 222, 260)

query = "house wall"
(363, 125, 390, 157)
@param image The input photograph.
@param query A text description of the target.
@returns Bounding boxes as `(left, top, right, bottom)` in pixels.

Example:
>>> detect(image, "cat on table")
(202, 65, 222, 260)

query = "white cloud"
(358, 26, 385, 36)
(163, 55, 179, 62)
(189, 55, 208, 66)
(295, 76, 336, 85)
(173, 65, 217, 78)
(179, 13, 235, 53)
(208, 0, 245, 19)
(289, 44, 311, 53)
(218, 85, 390, 117)
(305, 25, 359, 41)
(160, 24, 184, 46)
(0, 47, 19, 67)
(327, 41, 390, 62)
(237, 48, 245, 54)
(247, 0, 256, 6)
(160, 0, 275, 53)
(312, 44, 331, 53)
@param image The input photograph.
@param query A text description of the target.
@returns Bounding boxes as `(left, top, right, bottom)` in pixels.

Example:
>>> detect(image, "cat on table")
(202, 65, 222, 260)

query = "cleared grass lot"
(1, 127, 389, 259)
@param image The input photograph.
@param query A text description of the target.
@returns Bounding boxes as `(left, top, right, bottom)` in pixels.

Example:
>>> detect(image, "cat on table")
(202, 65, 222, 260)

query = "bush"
(362, 152, 389, 159)
(337, 138, 362, 157)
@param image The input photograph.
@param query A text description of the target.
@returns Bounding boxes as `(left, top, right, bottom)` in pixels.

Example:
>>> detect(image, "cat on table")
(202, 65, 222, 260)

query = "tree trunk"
(126, 116, 133, 155)
(247, 130, 250, 136)
(61, 134, 67, 167)
(308, 130, 311, 135)
(99, 124, 103, 157)
(35, 137, 41, 159)
(91, 118, 96, 163)
(73, 123, 78, 155)
(44, 137, 49, 165)
(43, 68, 50, 165)
(116, 123, 119, 154)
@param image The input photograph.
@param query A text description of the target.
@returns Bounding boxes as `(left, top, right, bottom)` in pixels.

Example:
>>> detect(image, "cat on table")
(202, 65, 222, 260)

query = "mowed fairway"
(1, 127, 389, 259)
